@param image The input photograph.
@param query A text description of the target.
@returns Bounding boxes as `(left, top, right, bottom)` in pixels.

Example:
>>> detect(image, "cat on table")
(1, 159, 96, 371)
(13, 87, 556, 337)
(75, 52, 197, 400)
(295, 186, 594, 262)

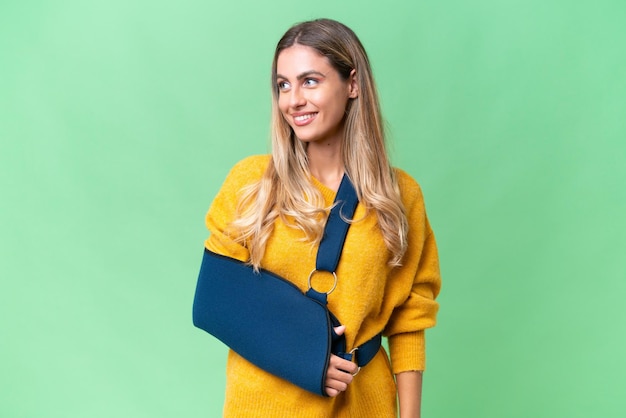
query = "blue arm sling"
(192, 175, 382, 396)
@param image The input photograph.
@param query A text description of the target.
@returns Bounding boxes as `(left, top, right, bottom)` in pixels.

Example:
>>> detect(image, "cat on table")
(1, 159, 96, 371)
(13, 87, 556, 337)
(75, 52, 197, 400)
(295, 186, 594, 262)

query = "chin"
(296, 136, 324, 144)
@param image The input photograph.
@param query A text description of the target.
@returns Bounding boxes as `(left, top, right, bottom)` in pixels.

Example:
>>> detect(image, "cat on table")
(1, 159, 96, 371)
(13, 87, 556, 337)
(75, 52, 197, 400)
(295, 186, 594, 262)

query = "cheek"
(325, 94, 349, 122)
(277, 94, 290, 115)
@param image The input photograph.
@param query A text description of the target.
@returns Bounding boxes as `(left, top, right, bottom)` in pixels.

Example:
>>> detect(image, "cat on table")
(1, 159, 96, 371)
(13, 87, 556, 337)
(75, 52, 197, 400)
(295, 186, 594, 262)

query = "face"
(275, 44, 358, 146)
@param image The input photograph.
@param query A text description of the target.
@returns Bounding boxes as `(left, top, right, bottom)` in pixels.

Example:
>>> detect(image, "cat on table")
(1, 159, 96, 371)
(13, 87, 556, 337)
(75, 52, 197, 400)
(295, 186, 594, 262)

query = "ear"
(348, 69, 359, 98)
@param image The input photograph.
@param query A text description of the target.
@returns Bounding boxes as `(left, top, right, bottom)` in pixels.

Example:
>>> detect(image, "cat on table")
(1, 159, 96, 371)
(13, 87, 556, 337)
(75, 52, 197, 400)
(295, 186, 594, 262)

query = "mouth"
(292, 112, 317, 127)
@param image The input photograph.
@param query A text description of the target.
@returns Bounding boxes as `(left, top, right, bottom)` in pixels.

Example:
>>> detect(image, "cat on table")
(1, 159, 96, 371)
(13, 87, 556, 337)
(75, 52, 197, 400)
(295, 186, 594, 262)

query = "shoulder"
(221, 154, 271, 187)
(211, 155, 270, 202)
(229, 154, 271, 177)
(393, 168, 434, 237)
(208, 155, 270, 217)
(393, 167, 425, 208)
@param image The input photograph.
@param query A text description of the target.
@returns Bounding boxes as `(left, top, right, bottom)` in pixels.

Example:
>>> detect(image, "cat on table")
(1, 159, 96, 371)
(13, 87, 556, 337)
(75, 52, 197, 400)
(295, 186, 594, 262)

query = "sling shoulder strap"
(309, 174, 382, 369)
(315, 174, 360, 273)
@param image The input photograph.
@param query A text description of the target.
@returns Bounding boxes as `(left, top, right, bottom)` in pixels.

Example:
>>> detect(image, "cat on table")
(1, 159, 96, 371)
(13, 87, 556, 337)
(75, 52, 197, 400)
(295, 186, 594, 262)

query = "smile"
(293, 113, 317, 126)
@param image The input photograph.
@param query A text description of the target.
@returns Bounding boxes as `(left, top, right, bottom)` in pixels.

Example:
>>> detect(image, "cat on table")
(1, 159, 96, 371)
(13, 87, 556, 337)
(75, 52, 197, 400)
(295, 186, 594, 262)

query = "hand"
(325, 325, 359, 397)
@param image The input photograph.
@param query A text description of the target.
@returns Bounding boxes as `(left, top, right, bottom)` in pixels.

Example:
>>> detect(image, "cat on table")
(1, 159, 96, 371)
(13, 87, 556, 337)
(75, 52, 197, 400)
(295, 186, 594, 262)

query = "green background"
(1, 0, 625, 417)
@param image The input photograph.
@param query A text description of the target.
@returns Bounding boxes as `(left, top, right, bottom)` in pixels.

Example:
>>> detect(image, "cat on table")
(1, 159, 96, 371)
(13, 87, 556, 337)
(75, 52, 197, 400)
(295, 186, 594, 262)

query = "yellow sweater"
(205, 155, 441, 418)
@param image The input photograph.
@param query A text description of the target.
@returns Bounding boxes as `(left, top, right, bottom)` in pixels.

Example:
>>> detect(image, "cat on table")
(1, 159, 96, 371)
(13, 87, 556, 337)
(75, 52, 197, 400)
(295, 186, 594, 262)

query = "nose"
(289, 87, 306, 108)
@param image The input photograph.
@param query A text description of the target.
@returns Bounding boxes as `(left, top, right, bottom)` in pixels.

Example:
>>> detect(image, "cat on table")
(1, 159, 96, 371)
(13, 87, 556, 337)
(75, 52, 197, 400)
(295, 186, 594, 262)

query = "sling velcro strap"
(352, 333, 383, 367)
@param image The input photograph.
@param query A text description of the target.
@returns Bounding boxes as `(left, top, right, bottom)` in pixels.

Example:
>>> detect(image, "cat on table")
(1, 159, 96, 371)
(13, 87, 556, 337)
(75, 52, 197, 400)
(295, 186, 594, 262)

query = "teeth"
(294, 113, 316, 122)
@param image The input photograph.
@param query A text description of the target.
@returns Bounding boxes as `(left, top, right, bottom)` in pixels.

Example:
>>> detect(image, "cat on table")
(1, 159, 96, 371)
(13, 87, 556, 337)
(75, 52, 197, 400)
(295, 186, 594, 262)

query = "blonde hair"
(230, 18, 408, 270)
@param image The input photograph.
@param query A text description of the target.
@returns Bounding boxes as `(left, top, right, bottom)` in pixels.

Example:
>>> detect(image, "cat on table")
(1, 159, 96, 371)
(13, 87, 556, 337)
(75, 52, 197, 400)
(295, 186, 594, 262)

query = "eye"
(277, 80, 291, 92)
(303, 78, 319, 87)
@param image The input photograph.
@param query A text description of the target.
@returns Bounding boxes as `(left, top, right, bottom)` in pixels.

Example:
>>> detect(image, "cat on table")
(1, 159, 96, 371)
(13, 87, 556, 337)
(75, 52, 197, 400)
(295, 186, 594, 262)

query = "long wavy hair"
(229, 18, 408, 270)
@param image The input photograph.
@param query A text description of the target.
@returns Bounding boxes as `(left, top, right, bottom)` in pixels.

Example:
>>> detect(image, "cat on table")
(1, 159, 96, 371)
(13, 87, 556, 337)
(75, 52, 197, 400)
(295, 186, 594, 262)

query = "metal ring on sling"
(307, 269, 338, 295)
(349, 347, 361, 376)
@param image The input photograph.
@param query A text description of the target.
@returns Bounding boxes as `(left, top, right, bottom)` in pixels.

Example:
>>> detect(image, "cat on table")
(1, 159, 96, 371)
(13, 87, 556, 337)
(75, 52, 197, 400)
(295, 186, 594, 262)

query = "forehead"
(276, 44, 333, 77)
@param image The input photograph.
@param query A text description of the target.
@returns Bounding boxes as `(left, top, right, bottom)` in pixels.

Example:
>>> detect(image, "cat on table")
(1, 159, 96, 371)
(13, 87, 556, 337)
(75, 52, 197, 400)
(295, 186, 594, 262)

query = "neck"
(307, 141, 344, 191)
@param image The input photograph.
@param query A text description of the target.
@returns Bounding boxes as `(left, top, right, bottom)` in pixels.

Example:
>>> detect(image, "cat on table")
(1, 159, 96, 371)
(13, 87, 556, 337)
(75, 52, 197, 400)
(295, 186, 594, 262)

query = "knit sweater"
(204, 155, 440, 418)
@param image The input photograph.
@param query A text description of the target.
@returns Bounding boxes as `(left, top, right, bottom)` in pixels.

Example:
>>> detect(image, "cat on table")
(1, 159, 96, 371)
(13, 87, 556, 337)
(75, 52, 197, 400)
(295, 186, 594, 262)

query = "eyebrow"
(275, 70, 326, 81)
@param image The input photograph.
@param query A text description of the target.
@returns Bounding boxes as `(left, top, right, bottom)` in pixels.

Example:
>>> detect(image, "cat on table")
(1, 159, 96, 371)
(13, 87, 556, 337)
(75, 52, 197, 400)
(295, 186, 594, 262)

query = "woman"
(203, 18, 440, 417)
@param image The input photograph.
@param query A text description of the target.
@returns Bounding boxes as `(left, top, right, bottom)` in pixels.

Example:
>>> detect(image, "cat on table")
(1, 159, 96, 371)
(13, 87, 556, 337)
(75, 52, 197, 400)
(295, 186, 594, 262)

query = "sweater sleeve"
(384, 173, 441, 373)
(204, 155, 269, 262)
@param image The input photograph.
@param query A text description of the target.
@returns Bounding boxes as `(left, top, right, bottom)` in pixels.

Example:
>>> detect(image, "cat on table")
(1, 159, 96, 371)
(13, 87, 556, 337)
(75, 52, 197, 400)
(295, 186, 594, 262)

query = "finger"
(326, 374, 353, 392)
(329, 354, 359, 376)
(327, 368, 356, 385)
(333, 325, 346, 336)
(325, 386, 341, 397)
(326, 364, 354, 381)
(325, 370, 351, 394)
(325, 377, 349, 393)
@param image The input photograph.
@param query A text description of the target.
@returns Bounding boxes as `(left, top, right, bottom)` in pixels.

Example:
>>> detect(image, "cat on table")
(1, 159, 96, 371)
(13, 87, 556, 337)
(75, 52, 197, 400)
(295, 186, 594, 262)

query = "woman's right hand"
(325, 326, 359, 397)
